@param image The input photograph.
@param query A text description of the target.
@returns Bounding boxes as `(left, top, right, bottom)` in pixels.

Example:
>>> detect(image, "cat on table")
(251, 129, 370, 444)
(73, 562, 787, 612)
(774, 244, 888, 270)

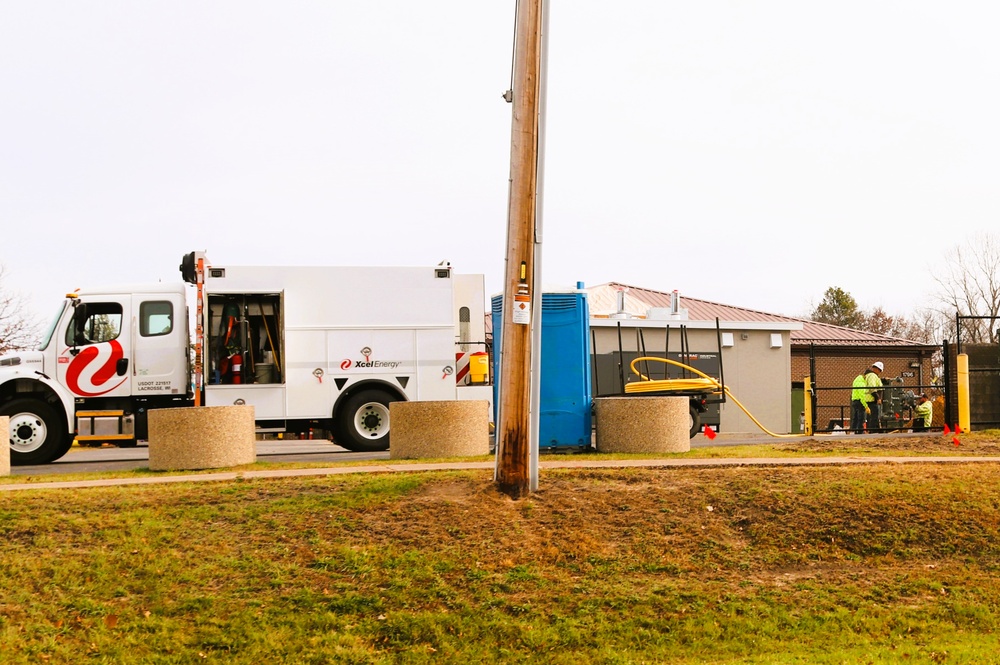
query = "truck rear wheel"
(689, 404, 701, 439)
(2, 399, 70, 465)
(334, 389, 397, 452)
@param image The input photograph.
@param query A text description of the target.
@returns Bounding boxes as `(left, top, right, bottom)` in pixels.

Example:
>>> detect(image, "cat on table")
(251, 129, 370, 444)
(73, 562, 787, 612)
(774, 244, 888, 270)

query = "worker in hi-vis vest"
(850, 361, 884, 434)
(913, 393, 933, 431)
(850, 370, 869, 434)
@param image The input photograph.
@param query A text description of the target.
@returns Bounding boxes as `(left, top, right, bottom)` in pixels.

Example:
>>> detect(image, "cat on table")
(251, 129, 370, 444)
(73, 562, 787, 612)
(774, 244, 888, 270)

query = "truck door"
(132, 294, 189, 395)
(57, 297, 133, 399)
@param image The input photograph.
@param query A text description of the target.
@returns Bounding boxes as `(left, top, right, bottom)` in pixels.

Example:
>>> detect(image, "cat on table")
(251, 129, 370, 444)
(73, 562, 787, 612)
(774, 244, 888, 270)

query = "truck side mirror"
(116, 358, 129, 376)
(70, 302, 88, 351)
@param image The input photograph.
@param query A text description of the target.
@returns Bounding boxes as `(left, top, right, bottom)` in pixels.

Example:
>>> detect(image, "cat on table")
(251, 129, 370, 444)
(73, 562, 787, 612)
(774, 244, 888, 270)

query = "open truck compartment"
(206, 292, 283, 386)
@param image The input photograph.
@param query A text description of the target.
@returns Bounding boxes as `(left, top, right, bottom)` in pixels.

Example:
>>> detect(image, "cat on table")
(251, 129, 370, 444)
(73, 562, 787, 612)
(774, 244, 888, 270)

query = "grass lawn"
(3, 437, 1000, 663)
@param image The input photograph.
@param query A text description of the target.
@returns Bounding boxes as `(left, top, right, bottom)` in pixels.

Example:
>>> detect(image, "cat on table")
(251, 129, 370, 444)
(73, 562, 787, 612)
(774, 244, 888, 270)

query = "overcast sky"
(2, 1, 998, 329)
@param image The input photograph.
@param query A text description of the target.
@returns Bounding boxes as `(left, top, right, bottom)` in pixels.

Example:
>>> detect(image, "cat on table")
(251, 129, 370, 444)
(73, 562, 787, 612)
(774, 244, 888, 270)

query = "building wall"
(724, 330, 792, 434)
(590, 322, 792, 434)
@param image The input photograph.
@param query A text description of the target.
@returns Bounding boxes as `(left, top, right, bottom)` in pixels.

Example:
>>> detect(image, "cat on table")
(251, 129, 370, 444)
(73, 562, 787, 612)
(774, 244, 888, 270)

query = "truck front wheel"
(2, 399, 70, 465)
(334, 389, 397, 452)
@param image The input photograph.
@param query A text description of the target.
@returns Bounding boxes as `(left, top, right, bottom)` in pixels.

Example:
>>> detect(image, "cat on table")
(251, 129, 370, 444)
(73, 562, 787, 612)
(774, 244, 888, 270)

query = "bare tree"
(811, 285, 943, 343)
(932, 232, 1000, 344)
(908, 308, 951, 345)
(861, 306, 942, 344)
(0, 266, 42, 354)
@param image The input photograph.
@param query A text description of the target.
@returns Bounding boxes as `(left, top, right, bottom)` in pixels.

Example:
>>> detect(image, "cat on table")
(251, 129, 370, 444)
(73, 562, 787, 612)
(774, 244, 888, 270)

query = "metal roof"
(587, 283, 932, 348)
(485, 282, 935, 349)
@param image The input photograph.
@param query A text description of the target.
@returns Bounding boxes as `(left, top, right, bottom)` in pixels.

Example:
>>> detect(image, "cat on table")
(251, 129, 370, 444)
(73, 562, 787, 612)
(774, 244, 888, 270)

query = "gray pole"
(528, 0, 550, 492)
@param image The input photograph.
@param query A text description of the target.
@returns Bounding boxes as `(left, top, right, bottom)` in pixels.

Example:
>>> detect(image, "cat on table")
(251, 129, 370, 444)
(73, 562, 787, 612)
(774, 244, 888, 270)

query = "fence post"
(804, 376, 813, 436)
(957, 353, 971, 432)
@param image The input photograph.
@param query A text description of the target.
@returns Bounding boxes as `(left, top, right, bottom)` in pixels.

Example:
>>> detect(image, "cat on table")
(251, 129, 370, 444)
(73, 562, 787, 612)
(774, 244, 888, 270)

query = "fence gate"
(946, 314, 1000, 429)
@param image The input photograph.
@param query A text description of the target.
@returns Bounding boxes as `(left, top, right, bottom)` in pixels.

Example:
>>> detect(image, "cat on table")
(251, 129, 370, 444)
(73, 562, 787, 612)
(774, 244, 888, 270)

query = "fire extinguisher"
(231, 352, 243, 384)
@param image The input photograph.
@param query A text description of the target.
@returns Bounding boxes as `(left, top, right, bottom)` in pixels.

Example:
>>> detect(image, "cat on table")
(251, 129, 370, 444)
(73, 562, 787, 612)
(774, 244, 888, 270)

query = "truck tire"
(689, 404, 701, 439)
(2, 399, 70, 465)
(334, 389, 396, 452)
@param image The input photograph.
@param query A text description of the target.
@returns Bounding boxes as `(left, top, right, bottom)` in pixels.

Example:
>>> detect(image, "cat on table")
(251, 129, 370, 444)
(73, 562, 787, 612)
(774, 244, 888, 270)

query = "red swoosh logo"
(66, 340, 128, 397)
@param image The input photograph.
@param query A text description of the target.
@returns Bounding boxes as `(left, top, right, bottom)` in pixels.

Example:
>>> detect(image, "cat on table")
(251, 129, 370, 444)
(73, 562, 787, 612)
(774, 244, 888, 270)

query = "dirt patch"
(321, 458, 1000, 588)
(774, 431, 1000, 455)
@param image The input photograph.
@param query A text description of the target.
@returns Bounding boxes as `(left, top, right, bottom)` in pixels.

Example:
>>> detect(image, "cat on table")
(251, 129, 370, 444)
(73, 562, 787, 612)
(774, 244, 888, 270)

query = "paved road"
(12, 440, 387, 476)
(11, 431, 933, 476)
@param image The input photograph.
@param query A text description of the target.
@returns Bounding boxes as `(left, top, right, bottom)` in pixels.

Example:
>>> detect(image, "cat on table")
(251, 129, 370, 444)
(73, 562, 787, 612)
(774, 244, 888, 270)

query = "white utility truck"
(0, 252, 490, 465)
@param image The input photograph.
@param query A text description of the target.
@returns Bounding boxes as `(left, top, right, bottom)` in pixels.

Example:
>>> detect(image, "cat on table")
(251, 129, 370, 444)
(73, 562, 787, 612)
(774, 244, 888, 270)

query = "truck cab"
(0, 284, 190, 465)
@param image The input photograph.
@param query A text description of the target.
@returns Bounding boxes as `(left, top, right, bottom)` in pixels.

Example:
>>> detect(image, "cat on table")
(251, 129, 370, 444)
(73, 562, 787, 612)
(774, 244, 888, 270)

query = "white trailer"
(0, 252, 490, 465)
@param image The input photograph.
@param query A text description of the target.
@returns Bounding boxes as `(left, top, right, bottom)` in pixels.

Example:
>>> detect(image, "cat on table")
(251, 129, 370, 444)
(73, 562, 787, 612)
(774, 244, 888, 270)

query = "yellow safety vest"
(851, 374, 870, 402)
(915, 400, 932, 427)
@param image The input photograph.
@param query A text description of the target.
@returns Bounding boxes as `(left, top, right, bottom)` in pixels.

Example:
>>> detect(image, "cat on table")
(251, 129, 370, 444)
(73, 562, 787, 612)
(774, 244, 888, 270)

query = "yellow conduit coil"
(624, 356, 800, 439)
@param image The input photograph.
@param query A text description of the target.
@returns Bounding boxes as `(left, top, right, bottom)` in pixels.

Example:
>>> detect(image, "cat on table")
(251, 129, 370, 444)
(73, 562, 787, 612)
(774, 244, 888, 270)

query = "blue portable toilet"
(491, 285, 592, 450)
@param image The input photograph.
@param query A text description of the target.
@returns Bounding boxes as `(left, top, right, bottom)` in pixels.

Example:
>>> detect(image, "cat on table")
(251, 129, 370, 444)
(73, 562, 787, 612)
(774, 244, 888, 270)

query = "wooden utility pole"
(496, 0, 543, 499)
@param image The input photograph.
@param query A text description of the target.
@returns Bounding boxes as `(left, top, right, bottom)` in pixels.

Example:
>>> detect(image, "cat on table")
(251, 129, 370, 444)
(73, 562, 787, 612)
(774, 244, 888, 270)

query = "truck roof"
(73, 282, 187, 298)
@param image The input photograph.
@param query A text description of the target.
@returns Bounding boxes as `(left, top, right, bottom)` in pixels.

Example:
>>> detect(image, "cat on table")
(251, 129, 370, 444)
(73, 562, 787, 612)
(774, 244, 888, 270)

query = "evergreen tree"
(811, 287, 864, 329)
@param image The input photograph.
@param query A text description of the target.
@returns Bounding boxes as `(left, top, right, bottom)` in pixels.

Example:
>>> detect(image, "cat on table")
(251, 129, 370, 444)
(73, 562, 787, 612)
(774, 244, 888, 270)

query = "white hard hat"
(872, 361, 884, 371)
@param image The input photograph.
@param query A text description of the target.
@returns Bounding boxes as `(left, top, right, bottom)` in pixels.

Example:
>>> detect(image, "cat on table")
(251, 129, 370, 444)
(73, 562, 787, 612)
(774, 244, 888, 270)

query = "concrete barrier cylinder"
(148, 405, 256, 471)
(389, 400, 490, 459)
(0, 416, 8, 476)
(595, 396, 690, 453)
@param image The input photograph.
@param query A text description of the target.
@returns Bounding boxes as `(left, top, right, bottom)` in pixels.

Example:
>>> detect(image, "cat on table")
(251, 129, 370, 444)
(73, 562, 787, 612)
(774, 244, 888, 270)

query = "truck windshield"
(38, 302, 68, 351)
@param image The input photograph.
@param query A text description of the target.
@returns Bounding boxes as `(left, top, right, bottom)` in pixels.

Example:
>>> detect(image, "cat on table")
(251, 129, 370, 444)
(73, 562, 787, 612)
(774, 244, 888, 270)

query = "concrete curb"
(2, 456, 999, 492)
